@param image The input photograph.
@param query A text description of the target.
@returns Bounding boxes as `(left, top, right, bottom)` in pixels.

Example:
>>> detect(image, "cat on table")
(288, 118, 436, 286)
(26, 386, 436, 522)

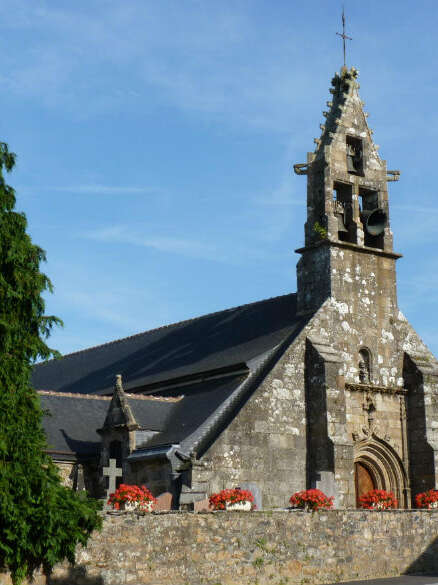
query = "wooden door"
(355, 462, 376, 507)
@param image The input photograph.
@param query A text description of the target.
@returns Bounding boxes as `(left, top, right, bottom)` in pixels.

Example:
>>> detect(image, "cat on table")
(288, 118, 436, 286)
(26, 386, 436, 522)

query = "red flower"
(209, 488, 255, 510)
(358, 489, 397, 509)
(108, 484, 156, 510)
(289, 489, 334, 511)
(415, 489, 438, 509)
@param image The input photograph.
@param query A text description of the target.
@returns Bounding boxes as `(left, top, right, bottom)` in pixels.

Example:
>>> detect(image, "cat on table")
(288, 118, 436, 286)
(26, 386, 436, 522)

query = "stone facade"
(182, 67, 438, 510)
(3, 511, 438, 585)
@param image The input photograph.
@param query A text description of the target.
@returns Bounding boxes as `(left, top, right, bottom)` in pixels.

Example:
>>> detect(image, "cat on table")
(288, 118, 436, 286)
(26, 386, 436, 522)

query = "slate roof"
(32, 293, 301, 395)
(38, 377, 247, 461)
(38, 391, 109, 461)
(135, 375, 247, 449)
(36, 293, 309, 461)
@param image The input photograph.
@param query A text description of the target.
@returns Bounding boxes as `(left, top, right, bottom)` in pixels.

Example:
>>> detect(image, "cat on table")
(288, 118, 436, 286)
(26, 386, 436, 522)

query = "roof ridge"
(37, 389, 183, 403)
(125, 393, 183, 403)
(34, 292, 296, 367)
(37, 390, 111, 400)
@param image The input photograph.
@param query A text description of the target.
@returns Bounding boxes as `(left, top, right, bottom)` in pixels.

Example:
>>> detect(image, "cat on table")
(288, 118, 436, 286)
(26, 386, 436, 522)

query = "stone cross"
(103, 458, 122, 499)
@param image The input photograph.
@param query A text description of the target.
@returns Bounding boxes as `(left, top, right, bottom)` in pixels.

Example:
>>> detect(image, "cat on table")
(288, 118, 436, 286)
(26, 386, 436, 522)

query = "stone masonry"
(186, 67, 438, 510)
(2, 511, 438, 585)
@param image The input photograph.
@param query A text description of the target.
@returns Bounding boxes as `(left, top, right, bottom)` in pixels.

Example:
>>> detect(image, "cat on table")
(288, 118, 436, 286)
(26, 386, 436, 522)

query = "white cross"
(103, 458, 123, 499)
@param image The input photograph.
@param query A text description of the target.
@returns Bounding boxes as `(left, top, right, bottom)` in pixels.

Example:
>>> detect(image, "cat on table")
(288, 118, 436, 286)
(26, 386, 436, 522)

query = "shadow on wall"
(47, 566, 103, 585)
(405, 536, 438, 576)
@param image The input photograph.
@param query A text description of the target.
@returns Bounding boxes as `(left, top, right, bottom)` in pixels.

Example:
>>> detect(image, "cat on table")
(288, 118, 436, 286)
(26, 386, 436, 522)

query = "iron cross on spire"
(336, 7, 352, 68)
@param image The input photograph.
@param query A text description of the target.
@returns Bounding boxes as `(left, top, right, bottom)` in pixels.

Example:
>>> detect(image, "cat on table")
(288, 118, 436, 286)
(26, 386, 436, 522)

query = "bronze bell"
(346, 153, 356, 173)
(361, 208, 387, 236)
(336, 211, 349, 233)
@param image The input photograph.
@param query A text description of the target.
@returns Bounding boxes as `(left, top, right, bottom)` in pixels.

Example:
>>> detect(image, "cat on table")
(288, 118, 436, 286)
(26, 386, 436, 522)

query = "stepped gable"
(32, 293, 300, 396)
(313, 66, 380, 164)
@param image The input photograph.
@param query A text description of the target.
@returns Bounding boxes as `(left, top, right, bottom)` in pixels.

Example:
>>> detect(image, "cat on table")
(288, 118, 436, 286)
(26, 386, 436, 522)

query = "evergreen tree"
(0, 143, 102, 584)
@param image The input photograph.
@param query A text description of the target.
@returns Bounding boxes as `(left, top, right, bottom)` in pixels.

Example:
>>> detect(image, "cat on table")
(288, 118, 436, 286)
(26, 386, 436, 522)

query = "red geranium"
(359, 489, 397, 510)
(415, 489, 438, 509)
(289, 488, 334, 511)
(209, 488, 255, 511)
(108, 484, 156, 510)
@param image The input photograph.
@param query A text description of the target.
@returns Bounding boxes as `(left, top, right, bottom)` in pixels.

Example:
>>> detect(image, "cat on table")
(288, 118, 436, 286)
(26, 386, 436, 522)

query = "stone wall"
(3, 510, 438, 585)
(189, 289, 438, 511)
(192, 328, 309, 509)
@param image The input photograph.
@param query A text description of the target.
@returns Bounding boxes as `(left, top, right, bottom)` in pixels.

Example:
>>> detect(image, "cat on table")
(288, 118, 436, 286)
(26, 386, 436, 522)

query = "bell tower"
(294, 66, 401, 317)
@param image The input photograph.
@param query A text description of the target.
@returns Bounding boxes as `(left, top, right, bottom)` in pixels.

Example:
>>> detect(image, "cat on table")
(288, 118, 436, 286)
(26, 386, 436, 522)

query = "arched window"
(358, 348, 372, 383)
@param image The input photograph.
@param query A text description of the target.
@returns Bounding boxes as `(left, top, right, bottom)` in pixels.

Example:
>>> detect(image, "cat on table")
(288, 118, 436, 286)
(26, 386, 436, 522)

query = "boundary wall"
(1, 510, 438, 585)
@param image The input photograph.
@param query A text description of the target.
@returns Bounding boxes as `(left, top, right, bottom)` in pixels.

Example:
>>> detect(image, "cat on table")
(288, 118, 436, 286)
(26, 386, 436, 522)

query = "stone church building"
(33, 66, 438, 510)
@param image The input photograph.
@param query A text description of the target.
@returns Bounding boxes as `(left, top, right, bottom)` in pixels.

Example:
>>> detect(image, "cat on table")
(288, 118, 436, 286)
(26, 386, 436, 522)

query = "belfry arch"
(354, 436, 410, 508)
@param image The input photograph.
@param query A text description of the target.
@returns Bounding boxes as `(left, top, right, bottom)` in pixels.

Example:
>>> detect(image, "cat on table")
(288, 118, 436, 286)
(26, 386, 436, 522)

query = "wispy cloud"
(52, 184, 162, 196)
(393, 204, 438, 215)
(62, 289, 142, 332)
(393, 207, 438, 247)
(85, 224, 224, 261)
(254, 183, 302, 207)
(249, 138, 306, 242)
(42, 259, 184, 353)
(83, 224, 274, 265)
(0, 2, 329, 130)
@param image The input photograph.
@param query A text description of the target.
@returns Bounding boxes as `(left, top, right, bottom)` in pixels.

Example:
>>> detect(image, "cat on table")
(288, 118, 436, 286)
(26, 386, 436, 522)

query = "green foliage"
(0, 143, 102, 584)
(255, 537, 268, 551)
(313, 221, 328, 240)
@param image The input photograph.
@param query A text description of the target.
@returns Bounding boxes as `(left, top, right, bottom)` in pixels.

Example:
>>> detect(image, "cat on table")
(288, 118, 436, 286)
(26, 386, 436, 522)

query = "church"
(32, 65, 438, 510)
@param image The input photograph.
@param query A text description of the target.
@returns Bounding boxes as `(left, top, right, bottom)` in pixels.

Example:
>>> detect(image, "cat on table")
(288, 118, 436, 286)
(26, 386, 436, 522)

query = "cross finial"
(115, 373, 123, 392)
(336, 6, 352, 68)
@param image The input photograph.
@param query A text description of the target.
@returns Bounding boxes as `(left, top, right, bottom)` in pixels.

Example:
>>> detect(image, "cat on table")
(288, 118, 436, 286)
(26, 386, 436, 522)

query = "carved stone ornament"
(352, 427, 390, 444)
(352, 393, 391, 444)
(345, 382, 407, 395)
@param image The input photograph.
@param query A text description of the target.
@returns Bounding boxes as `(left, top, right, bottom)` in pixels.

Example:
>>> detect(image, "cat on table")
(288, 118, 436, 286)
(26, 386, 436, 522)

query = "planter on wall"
(225, 500, 252, 511)
(120, 501, 154, 512)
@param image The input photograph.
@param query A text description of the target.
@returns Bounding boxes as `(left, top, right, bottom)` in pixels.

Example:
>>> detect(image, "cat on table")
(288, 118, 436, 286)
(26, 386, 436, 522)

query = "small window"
(346, 136, 363, 175)
(358, 348, 372, 384)
(109, 440, 123, 467)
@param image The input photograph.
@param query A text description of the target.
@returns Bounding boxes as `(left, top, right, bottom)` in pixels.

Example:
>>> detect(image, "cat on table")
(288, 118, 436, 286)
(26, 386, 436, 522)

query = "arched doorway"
(354, 436, 409, 508)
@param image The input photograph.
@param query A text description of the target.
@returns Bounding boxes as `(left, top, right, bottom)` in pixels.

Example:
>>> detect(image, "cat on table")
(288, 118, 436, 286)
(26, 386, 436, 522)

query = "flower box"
(358, 489, 397, 510)
(289, 489, 334, 511)
(108, 484, 156, 512)
(415, 489, 438, 509)
(225, 500, 252, 511)
(209, 488, 255, 511)
(120, 500, 154, 512)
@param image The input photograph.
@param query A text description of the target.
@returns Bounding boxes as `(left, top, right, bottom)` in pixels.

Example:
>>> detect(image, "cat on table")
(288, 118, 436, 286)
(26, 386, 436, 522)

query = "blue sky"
(2, 0, 438, 356)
